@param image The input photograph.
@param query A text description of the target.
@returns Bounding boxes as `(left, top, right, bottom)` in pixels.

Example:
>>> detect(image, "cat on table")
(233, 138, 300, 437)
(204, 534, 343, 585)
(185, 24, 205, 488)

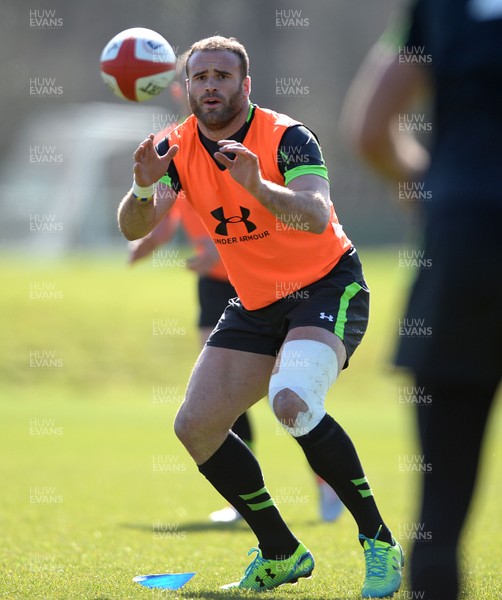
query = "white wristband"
(132, 180, 156, 201)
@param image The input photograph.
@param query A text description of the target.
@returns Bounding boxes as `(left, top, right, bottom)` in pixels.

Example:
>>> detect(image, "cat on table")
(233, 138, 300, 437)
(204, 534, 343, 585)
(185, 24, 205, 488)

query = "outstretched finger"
(159, 144, 179, 168)
(218, 139, 241, 146)
(133, 134, 154, 161)
(214, 151, 234, 169)
(166, 144, 179, 161)
(140, 134, 155, 148)
(142, 133, 155, 145)
(218, 144, 254, 158)
(143, 136, 158, 157)
(133, 145, 145, 162)
(140, 134, 156, 155)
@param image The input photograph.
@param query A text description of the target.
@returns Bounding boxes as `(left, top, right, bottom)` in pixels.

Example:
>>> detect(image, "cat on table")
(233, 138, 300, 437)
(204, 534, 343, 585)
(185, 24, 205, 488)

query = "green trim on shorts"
(334, 282, 363, 340)
(284, 164, 329, 186)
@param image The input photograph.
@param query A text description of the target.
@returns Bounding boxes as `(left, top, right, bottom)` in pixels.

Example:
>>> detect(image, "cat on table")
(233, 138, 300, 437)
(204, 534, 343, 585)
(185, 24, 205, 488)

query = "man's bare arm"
(341, 43, 430, 182)
(118, 182, 177, 241)
(117, 134, 179, 240)
(215, 142, 331, 234)
(254, 174, 331, 234)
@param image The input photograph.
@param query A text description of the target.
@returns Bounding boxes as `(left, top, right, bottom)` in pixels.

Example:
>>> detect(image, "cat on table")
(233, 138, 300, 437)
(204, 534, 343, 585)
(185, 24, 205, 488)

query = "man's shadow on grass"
(121, 514, 333, 534)
(120, 520, 249, 533)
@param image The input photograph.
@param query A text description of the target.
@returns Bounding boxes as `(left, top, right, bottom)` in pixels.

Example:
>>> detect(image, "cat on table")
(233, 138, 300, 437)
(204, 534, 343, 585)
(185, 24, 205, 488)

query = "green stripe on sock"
(351, 476, 374, 498)
(359, 489, 373, 498)
(334, 282, 363, 340)
(239, 486, 275, 511)
(248, 498, 276, 511)
(239, 486, 267, 501)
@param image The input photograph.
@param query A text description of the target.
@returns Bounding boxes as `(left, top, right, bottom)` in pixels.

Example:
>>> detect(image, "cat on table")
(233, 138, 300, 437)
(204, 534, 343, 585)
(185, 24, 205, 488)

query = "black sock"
(295, 414, 392, 544)
(198, 431, 298, 559)
(231, 412, 253, 450)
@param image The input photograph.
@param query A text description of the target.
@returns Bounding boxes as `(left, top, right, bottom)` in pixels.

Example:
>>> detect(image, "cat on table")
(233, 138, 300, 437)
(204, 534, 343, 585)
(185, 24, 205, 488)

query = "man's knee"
(173, 404, 193, 445)
(269, 340, 338, 437)
(174, 396, 232, 448)
(272, 388, 309, 428)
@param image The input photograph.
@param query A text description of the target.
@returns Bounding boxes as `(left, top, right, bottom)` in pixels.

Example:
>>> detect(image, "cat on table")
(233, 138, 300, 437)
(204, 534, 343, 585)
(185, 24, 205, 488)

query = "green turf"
(1, 249, 500, 599)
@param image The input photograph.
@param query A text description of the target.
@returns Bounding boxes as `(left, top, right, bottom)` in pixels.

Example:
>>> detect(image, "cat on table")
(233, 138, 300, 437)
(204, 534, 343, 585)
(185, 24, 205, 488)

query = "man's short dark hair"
(185, 36, 249, 80)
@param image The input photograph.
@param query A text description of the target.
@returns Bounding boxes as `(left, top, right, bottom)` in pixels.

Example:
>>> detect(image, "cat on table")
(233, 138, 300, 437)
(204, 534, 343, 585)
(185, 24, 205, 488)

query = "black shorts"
(198, 276, 237, 328)
(396, 210, 502, 387)
(206, 248, 369, 367)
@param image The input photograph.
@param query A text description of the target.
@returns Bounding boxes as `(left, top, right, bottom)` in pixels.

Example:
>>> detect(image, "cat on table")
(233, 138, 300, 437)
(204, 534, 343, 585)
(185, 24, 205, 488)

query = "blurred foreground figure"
(343, 1, 502, 598)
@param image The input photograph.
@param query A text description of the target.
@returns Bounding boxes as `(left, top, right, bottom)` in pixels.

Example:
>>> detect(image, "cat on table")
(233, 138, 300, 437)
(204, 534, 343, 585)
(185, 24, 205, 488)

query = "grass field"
(1, 248, 500, 600)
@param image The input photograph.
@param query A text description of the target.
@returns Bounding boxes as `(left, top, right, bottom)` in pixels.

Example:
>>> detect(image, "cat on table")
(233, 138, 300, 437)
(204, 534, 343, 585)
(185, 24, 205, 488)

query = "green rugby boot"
(359, 526, 404, 598)
(221, 542, 314, 592)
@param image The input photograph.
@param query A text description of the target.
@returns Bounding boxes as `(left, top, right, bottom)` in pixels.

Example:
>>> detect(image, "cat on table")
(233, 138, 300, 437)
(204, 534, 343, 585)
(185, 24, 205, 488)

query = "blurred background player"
(128, 193, 250, 524)
(129, 84, 344, 524)
(342, 1, 502, 598)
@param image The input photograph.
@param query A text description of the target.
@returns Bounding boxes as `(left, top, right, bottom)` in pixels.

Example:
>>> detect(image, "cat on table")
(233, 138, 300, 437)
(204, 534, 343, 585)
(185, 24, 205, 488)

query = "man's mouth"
(203, 97, 223, 107)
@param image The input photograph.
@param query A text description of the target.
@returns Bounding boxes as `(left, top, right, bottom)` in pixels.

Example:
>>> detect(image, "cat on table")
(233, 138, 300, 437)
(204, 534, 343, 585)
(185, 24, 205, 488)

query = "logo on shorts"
(319, 312, 334, 322)
(210, 206, 257, 236)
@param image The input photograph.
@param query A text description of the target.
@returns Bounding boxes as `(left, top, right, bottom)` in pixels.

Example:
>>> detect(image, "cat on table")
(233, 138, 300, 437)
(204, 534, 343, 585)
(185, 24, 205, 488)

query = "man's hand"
(133, 134, 179, 186)
(214, 141, 263, 196)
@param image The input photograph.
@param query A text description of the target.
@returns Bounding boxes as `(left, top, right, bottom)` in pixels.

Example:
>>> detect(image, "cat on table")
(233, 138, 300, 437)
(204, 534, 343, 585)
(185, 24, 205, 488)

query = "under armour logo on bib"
(211, 206, 257, 236)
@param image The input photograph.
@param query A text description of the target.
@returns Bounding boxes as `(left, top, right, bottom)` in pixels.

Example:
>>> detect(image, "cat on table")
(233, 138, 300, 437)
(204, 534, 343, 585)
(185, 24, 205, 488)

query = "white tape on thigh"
(269, 339, 338, 437)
